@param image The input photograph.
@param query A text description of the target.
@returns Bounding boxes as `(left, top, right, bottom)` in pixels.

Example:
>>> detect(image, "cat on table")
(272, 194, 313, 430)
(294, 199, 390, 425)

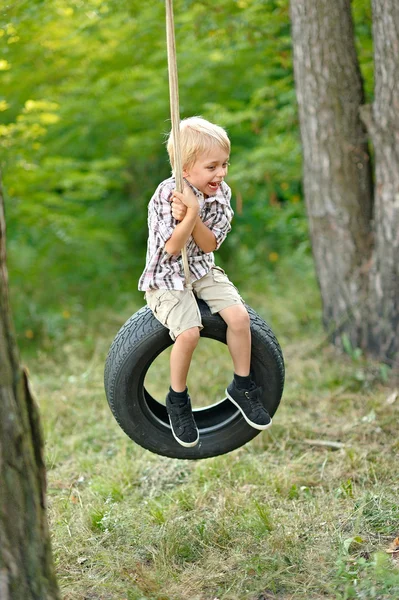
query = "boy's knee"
(176, 326, 200, 347)
(236, 311, 250, 331)
(226, 306, 250, 331)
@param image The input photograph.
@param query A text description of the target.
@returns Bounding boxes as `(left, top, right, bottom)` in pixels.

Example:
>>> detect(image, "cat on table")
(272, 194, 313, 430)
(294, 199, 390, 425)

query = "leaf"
(341, 334, 353, 355)
(344, 536, 364, 552)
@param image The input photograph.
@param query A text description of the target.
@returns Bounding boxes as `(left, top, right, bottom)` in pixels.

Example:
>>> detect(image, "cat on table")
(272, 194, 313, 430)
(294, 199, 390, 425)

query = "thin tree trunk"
(290, 0, 374, 349)
(0, 181, 60, 599)
(360, 0, 399, 361)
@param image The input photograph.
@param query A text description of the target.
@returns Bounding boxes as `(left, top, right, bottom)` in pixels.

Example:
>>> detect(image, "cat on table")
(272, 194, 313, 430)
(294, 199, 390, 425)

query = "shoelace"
(172, 402, 195, 431)
(244, 385, 266, 418)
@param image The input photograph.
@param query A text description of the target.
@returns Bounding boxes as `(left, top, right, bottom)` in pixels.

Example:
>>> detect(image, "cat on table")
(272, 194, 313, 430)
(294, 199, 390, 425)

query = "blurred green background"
(0, 0, 373, 348)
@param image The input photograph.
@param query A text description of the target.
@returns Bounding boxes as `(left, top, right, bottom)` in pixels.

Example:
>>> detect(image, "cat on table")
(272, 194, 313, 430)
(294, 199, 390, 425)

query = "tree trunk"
(360, 0, 399, 361)
(0, 182, 60, 599)
(290, 0, 399, 362)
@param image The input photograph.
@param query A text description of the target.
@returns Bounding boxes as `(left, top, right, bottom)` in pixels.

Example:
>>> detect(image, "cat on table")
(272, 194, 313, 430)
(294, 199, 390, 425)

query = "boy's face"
(183, 147, 230, 197)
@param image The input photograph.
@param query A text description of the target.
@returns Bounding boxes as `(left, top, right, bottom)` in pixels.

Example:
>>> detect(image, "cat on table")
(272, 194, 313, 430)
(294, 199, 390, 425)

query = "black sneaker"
(225, 380, 272, 430)
(166, 392, 199, 447)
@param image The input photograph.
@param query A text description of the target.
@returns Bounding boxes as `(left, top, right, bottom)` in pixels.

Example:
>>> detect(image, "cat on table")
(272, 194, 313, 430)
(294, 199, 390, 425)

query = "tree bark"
(290, 0, 399, 361)
(0, 181, 60, 599)
(360, 0, 399, 360)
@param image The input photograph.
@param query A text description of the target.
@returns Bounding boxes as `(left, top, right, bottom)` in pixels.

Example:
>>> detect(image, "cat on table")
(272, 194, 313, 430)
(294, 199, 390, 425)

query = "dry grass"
(25, 264, 399, 600)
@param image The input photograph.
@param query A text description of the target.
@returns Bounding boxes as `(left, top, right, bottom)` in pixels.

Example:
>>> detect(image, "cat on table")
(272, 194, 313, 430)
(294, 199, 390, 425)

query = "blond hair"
(167, 116, 230, 172)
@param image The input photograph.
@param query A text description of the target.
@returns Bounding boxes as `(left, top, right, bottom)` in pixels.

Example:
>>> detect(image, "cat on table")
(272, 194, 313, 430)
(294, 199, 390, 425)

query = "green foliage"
(335, 552, 399, 600)
(1, 0, 374, 338)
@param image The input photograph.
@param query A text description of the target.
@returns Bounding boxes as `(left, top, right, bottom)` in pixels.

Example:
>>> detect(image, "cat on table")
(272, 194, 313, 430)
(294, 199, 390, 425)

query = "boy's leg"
(218, 304, 251, 377)
(194, 268, 251, 374)
(166, 326, 200, 447)
(170, 326, 201, 392)
(220, 304, 271, 430)
(194, 268, 272, 431)
(145, 289, 202, 446)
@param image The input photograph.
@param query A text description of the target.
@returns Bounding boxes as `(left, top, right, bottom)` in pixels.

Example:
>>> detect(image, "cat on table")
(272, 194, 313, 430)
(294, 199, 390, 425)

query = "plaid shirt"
(138, 176, 234, 291)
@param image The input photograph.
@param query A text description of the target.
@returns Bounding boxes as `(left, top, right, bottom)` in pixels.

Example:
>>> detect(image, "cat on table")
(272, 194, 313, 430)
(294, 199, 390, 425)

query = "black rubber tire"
(104, 299, 284, 459)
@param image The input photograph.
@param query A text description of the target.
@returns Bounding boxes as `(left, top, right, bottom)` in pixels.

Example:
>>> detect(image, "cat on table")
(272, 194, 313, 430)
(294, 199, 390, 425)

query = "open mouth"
(208, 182, 220, 191)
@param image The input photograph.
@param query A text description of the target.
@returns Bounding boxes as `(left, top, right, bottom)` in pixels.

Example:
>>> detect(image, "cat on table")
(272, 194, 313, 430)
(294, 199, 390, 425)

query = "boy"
(138, 117, 271, 448)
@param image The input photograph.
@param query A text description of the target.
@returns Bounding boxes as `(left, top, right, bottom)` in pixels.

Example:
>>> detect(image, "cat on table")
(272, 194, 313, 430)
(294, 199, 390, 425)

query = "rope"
(165, 0, 192, 290)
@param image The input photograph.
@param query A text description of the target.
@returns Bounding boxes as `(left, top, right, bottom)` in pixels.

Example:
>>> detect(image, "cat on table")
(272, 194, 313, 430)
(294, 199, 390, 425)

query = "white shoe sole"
(169, 417, 199, 447)
(225, 389, 272, 431)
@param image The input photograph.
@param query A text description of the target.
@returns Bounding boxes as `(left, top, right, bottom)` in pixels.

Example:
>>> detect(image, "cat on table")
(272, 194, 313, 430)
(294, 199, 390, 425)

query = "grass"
(22, 258, 399, 600)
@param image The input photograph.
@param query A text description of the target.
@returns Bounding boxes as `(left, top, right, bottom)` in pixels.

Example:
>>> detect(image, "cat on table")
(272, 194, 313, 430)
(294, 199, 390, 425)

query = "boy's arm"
(197, 185, 234, 252)
(170, 196, 217, 252)
(170, 184, 233, 253)
(172, 201, 232, 253)
(191, 218, 217, 253)
(164, 186, 200, 255)
(164, 207, 198, 254)
(202, 185, 234, 251)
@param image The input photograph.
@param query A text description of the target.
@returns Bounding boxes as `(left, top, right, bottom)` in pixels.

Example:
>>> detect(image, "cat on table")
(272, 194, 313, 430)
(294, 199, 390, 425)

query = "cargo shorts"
(145, 266, 244, 340)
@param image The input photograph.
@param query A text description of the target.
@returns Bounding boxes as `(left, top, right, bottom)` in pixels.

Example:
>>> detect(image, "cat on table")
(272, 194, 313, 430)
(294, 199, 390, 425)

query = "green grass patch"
(22, 260, 399, 600)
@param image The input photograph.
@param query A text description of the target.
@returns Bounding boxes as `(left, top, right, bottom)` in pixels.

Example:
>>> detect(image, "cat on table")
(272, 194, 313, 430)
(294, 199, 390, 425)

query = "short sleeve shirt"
(138, 177, 234, 291)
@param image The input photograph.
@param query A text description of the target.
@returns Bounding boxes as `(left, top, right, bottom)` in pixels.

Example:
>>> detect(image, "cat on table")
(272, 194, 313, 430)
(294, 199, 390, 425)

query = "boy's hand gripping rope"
(165, 0, 192, 291)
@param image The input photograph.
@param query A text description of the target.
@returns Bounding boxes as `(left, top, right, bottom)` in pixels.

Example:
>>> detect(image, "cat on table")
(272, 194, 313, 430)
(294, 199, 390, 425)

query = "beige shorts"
(145, 266, 244, 340)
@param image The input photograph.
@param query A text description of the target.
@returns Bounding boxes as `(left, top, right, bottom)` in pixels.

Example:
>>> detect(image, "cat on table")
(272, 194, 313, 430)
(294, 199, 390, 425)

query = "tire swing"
(104, 0, 285, 460)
